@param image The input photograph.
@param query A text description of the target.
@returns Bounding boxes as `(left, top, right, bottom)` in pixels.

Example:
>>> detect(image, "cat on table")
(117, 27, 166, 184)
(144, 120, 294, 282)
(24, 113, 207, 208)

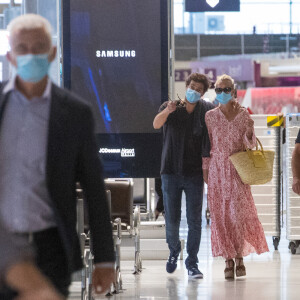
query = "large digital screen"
(63, 0, 168, 177)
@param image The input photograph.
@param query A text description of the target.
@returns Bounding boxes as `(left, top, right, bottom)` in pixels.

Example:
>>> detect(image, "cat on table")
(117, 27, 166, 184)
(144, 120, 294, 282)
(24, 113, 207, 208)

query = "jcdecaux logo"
(99, 148, 135, 157)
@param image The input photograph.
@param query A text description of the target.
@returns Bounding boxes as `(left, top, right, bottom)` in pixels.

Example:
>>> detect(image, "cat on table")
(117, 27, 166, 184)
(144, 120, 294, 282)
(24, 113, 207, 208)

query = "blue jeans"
(161, 174, 203, 269)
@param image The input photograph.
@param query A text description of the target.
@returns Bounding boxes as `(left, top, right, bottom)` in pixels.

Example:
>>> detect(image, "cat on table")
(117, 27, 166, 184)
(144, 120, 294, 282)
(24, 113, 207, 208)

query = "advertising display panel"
(251, 87, 300, 114)
(63, 0, 168, 177)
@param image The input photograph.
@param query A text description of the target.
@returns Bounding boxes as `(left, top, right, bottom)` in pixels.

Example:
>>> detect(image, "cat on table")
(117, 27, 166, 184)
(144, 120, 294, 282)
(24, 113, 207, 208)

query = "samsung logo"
(96, 50, 136, 58)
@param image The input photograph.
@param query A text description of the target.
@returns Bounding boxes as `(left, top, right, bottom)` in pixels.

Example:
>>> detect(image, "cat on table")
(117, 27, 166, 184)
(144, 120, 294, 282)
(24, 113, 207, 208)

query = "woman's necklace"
(220, 101, 240, 120)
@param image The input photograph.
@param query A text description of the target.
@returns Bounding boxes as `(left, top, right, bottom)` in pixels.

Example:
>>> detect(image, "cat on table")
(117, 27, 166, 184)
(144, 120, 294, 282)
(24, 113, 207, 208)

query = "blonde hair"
(7, 14, 52, 44)
(215, 74, 234, 88)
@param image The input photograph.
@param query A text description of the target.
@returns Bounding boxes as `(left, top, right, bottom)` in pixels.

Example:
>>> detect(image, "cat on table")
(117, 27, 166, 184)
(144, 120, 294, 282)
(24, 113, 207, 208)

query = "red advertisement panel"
(251, 87, 300, 114)
(237, 90, 246, 104)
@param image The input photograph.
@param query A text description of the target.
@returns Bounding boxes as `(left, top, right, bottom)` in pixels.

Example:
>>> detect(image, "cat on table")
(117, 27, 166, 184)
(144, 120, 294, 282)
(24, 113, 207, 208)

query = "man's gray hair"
(7, 14, 52, 42)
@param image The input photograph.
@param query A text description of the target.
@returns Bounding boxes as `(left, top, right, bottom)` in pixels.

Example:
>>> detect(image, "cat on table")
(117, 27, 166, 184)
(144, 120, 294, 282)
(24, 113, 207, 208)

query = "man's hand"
(277, 112, 285, 127)
(6, 261, 65, 300)
(293, 177, 300, 195)
(153, 101, 177, 129)
(166, 101, 177, 113)
(203, 169, 208, 184)
(92, 267, 115, 295)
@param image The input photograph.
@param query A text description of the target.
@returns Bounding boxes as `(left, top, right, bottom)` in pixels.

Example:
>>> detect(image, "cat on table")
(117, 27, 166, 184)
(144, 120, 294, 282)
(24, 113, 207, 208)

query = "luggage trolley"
(285, 114, 300, 254)
(76, 185, 124, 299)
(251, 115, 282, 250)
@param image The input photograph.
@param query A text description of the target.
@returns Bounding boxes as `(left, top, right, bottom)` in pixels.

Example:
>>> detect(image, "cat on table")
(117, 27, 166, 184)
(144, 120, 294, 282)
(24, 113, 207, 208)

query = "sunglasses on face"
(215, 87, 232, 94)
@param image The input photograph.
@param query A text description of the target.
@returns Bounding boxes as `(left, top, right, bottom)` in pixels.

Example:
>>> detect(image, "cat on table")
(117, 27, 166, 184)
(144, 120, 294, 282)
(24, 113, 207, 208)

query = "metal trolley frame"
(285, 114, 300, 254)
(250, 115, 282, 250)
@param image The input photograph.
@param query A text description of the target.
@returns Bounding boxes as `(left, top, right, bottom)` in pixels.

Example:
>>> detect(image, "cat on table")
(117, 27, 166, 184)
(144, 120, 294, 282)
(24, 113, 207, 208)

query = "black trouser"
(0, 227, 71, 299)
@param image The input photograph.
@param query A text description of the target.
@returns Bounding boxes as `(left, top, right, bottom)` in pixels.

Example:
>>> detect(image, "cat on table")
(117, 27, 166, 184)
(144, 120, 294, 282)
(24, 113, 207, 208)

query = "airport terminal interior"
(1, 0, 300, 299)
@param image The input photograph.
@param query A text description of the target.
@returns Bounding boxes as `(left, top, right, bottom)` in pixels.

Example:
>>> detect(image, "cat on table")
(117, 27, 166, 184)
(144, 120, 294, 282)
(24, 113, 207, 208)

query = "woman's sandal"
(235, 257, 246, 277)
(224, 259, 235, 279)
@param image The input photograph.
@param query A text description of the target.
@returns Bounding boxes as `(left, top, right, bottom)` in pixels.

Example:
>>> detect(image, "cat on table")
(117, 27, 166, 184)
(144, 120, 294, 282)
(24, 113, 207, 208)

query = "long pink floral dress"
(202, 107, 269, 259)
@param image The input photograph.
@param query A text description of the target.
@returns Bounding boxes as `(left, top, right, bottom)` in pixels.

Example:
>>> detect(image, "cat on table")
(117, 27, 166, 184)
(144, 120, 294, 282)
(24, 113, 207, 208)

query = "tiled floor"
(68, 195, 300, 300)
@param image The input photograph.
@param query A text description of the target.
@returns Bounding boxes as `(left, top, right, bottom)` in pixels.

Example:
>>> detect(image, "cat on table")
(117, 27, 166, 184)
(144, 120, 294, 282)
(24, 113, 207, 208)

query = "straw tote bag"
(229, 138, 275, 185)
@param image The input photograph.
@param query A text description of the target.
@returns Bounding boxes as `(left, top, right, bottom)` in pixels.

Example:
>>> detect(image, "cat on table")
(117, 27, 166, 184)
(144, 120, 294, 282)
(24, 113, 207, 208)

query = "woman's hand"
(232, 100, 241, 113)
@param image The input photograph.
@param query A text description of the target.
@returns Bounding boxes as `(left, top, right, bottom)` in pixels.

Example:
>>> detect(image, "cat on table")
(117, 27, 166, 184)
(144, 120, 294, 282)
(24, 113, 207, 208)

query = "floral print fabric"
(203, 107, 269, 259)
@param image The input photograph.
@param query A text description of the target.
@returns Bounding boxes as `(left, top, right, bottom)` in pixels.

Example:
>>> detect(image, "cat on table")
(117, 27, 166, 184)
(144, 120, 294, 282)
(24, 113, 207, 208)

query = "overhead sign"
(191, 59, 254, 82)
(175, 69, 192, 82)
(207, 0, 219, 8)
(204, 68, 216, 81)
(185, 0, 240, 12)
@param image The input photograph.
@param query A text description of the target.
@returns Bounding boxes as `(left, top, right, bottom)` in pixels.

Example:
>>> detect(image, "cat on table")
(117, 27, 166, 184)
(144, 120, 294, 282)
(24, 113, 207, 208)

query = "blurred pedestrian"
(0, 14, 115, 298)
(154, 177, 164, 220)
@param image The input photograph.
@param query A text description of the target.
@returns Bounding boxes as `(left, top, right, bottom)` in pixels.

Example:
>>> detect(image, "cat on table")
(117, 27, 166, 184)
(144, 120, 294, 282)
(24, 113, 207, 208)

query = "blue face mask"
(185, 88, 201, 104)
(16, 53, 50, 83)
(216, 92, 232, 105)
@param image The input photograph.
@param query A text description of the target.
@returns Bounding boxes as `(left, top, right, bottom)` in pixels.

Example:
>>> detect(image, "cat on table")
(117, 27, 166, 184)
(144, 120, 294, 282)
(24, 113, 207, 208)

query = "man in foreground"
(0, 14, 115, 298)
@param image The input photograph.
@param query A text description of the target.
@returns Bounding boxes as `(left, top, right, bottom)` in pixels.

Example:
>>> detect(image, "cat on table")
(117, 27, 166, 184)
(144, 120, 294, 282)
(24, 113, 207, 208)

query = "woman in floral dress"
(202, 74, 269, 279)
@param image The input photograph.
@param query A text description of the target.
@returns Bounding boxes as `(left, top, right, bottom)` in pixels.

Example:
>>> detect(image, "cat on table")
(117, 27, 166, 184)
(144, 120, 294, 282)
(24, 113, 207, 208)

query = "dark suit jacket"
(0, 82, 115, 274)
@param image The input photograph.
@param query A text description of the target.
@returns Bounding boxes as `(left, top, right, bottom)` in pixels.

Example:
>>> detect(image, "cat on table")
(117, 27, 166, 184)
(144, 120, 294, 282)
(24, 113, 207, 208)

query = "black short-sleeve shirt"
(159, 100, 214, 176)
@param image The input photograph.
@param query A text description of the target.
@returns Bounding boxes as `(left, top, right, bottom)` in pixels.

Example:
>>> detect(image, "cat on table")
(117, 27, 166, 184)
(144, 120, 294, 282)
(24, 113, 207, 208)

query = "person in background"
(0, 222, 64, 300)
(0, 14, 114, 298)
(203, 74, 269, 280)
(292, 129, 300, 195)
(153, 73, 214, 279)
(154, 177, 164, 220)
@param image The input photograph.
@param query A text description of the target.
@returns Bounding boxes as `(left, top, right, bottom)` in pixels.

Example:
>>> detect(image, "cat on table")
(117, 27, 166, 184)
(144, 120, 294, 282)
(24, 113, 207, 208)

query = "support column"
(22, 0, 38, 14)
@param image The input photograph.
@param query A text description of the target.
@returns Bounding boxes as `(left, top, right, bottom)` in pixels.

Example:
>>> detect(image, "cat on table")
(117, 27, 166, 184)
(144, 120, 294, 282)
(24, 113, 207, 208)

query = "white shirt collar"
(3, 75, 52, 99)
